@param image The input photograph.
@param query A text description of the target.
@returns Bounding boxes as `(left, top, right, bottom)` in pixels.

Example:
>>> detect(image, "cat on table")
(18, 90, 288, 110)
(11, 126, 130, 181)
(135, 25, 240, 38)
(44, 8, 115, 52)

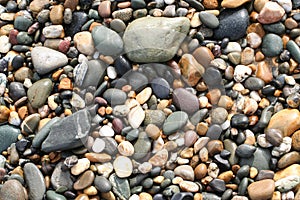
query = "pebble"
(174, 165, 195, 181)
(133, 132, 151, 160)
(214, 8, 249, 41)
(74, 31, 95, 56)
(244, 77, 265, 90)
(128, 105, 145, 129)
(267, 109, 300, 137)
(257, 1, 285, 24)
(74, 170, 94, 190)
(236, 144, 256, 158)
(287, 40, 300, 63)
(151, 77, 170, 99)
(71, 158, 90, 176)
(275, 175, 300, 192)
(46, 191, 66, 200)
(98, 1, 111, 18)
(221, 0, 251, 8)
(109, 173, 131, 199)
(163, 111, 188, 135)
(31, 46, 68, 75)
(149, 149, 168, 167)
(94, 175, 112, 193)
(123, 17, 190, 62)
(99, 125, 115, 137)
(0, 125, 20, 152)
(209, 179, 226, 193)
(192, 46, 214, 69)
(51, 162, 73, 190)
(199, 11, 219, 28)
(103, 88, 127, 106)
(179, 181, 199, 192)
(92, 25, 123, 56)
(0, 36, 11, 53)
(292, 130, 300, 150)
(24, 162, 46, 200)
(261, 33, 283, 57)
(278, 151, 300, 169)
(0, 179, 26, 200)
(172, 88, 199, 115)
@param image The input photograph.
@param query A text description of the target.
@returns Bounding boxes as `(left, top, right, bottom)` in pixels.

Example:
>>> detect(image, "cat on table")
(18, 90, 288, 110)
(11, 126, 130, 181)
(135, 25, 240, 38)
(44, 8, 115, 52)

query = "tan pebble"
(226, 183, 238, 190)
(249, 167, 258, 178)
(179, 54, 204, 86)
(218, 171, 233, 183)
(180, 148, 193, 158)
(118, 141, 134, 156)
(157, 100, 169, 110)
(45, 175, 50, 189)
(85, 153, 111, 163)
(149, 149, 168, 167)
(179, 180, 199, 192)
(192, 47, 214, 69)
(274, 164, 300, 181)
(194, 163, 207, 180)
(139, 192, 152, 200)
(285, 18, 298, 29)
(75, 194, 89, 200)
(247, 23, 265, 38)
(199, 147, 209, 162)
(145, 124, 160, 140)
(218, 95, 234, 110)
(172, 176, 183, 184)
(272, 191, 281, 200)
(136, 87, 152, 105)
(221, 0, 251, 8)
(207, 140, 223, 156)
(29, 0, 50, 14)
(58, 77, 73, 90)
(101, 191, 115, 200)
(258, 98, 270, 108)
(255, 51, 265, 62)
(241, 47, 254, 65)
(292, 130, 300, 151)
(50, 5, 64, 25)
(206, 88, 221, 105)
(74, 31, 95, 56)
(194, 193, 203, 200)
(0, 105, 10, 122)
(153, 176, 165, 184)
(117, 2, 131, 9)
(254, 0, 268, 12)
(84, 186, 98, 196)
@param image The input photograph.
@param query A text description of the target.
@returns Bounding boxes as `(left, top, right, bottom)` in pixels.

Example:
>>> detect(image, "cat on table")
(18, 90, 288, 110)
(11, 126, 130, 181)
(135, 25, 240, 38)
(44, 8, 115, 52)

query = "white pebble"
(107, 66, 117, 79)
(285, 75, 296, 85)
(234, 65, 252, 82)
(92, 138, 105, 153)
(0, 35, 11, 54)
(99, 125, 115, 137)
(129, 194, 140, 200)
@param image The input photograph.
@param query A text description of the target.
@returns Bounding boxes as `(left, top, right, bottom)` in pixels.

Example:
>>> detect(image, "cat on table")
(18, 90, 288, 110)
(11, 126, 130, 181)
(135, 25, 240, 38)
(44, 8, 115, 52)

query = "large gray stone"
(41, 109, 91, 152)
(51, 162, 73, 190)
(31, 47, 68, 75)
(123, 17, 190, 63)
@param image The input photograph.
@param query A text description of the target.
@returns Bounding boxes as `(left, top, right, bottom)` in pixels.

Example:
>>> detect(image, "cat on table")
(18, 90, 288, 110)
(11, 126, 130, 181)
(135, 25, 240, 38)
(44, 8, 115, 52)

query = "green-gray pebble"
(24, 163, 46, 200)
(109, 173, 131, 200)
(261, 33, 283, 57)
(46, 191, 67, 200)
(287, 40, 300, 63)
(0, 125, 20, 153)
(133, 132, 151, 160)
(263, 22, 285, 35)
(16, 32, 33, 45)
(199, 11, 219, 28)
(27, 78, 52, 109)
(14, 15, 33, 31)
(163, 111, 188, 135)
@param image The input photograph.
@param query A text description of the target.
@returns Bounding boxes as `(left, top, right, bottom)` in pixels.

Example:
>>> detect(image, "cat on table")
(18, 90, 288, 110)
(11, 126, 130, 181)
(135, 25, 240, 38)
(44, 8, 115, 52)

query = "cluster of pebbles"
(1, 0, 300, 199)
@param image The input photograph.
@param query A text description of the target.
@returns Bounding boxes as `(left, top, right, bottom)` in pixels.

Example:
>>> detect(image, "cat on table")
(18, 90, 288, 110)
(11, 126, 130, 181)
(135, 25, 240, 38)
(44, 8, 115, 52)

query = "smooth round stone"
(103, 88, 127, 106)
(27, 78, 52, 108)
(131, 0, 146, 9)
(236, 165, 250, 179)
(0, 125, 20, 153)
(71, 158, 90, 176)
(263, 22, 285, 35)
(199, 11, 219, 28)
(163, 111, 188, 135)
(74, 170, 95, 190)
(126, 71, 148, 91)
(99, 126, 114, 137)
(9, 82, 26, 102)
(211, 107, 228, 125)
(92, 138, 105, 153)
(16, 32, 32, 45)
(292, 130, 300, 151)
(24, 162, 46, 200)
(247, 179, 275, 200)
(113, 156, 133, 178)
(214, 8, 249, 40)
(14, 15, 33, 31)
(230, 114, 249, 129)
(238, 177, 248, 195)
(133, 131, 151, 160)
(144, 110, 166, 127)
(0, 180, 26, 200)
(236, 144, 256, 158)
(206, 124, 222, 140)
(46, 191, 67, 200)
(128, 105, 145, 129)
(174, 165, 194, 181)
(94, 176, 112, 193)
(244, 77, 265, 90)
(92, 25, 123, 56)
(172, 88, 199, 115)
(11, 55, 24, 69)
(261, 33, 283, 57)
(209, 178, 226, 193)
(151, 77, 170, 99)
(256, 170, 275, 181)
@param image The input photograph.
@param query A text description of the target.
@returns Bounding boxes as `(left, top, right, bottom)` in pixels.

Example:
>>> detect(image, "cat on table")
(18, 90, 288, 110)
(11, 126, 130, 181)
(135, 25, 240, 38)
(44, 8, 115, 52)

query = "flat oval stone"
(174, 165, 194, 181)
(51, 162, 73, 190)
(214, 8, 249, 41)
(199, 11, 219, 28)
(113, 156, 133, 178)
(267, 109, 300, 137)
(9, 82, 26, 102)
(172, 88, 199, 115)
(236, 144, 256, 158)
(261, 33, 283, 57)
(244, 77, 265, 90)
(163, 111, 188, 135)
(128, 105, 145, 129)
(27, 78, 53, 108)
(247, 179, 275, 200)
(287, 40, 300, 63)
(94, 176, 112, 193)
(133, 132, 151, 160)
(46, 190, 66, 200)
(144, 110, 166, 127)
(123, 17, 190, 63)
(73, 170, 95, 190)
(277, 151, 300, 169)
(24, 162, 46, 200)
(92, 25, 123, 56)
(0, 179, 26, 200)
(103, 88, 127, 106)
(31, 47, 68, 75)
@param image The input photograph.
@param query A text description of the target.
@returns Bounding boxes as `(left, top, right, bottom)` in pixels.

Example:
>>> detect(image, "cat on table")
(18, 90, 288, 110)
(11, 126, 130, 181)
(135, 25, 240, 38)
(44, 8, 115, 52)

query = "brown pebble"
(145, 124, 160, 140)
(0, 105, 10, 123)
(58, 77, 73, 90)
(139, 192, 153, 200)
(277, 151, 300, 169)
(292, 130, 300, 151)
(207, 140, 224, 156)
(192, 47, 214, 69)
(64, 0, 78, 11)
(256, 61, 273, 83)
(75, 194, 89, 200)
(194, 163, 207, 180)
(50, 5, 64, 25)
(218, 171, 233, 183)
(85, 153, 111, 163)
(202, 0, 218, 9)
(247, 179, 275, 200)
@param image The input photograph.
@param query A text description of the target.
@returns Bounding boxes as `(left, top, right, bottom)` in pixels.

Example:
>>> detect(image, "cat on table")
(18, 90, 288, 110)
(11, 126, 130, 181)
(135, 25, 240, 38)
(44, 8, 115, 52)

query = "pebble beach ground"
(0, 0, 300, 199)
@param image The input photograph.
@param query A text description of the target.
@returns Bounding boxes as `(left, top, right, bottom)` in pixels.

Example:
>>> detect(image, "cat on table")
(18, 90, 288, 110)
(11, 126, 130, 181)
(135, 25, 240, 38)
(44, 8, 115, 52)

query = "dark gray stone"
(163, 111, 188, 135)
(41, 109, 91, 152)
(236, 144, 256, 158)
(94, 176, 112, 192)
(0, 125, 20, 153)
(51, 162, 73, 190)
(24, 163, 46, 200)
(103, 88, 127, 106)
(262, 33, 283, 57)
